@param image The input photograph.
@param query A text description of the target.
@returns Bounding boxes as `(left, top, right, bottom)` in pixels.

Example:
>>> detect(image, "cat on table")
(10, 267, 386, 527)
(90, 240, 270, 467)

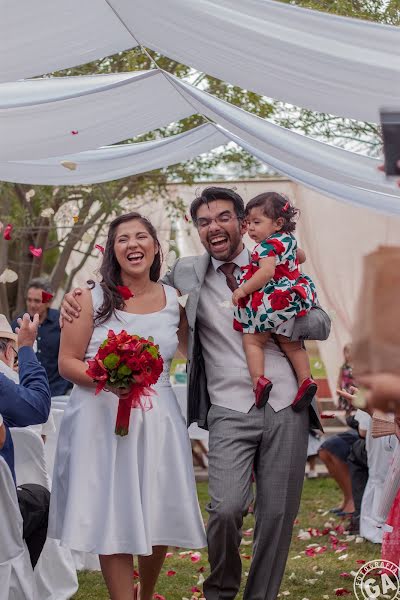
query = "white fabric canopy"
(115, 0, 400, 122)
(0, 0, 135, 83)
(0, 124, 226, 184)
(0, 71, 194, 160)
(1, 1, 399, 122)
(1, 69, 400, 214)
(168, 75, 400, 215)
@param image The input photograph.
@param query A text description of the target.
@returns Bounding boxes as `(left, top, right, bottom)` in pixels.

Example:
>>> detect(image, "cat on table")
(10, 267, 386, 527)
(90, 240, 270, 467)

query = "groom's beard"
(205, 231, 244, 262)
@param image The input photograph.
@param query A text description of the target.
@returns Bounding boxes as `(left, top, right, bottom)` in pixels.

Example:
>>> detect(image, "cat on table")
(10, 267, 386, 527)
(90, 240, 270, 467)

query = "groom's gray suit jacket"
(163, 252, 328, 432)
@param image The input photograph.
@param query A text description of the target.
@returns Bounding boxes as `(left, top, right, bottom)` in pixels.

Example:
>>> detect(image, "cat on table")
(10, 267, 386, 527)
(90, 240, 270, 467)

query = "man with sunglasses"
(0, 312, 51, 568)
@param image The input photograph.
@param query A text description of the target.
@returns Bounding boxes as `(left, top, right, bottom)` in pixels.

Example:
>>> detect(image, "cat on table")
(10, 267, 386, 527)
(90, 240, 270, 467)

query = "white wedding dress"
(48, 284, 206, 555)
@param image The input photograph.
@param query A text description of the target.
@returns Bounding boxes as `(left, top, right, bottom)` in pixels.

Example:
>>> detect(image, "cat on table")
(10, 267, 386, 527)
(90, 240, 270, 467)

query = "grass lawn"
(73, 478, 380, 599)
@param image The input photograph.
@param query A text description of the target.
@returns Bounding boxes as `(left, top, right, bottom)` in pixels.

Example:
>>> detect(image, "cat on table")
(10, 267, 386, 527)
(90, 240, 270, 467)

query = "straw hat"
(0, 314, 17, 342)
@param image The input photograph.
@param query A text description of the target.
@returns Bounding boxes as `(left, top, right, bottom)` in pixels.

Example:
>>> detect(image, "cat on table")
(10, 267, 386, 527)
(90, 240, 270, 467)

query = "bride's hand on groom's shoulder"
(59, 288, 83, 327)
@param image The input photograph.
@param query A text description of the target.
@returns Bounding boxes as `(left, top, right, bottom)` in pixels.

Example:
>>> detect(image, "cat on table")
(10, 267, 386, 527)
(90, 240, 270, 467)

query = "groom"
(163, 187, 324, 600)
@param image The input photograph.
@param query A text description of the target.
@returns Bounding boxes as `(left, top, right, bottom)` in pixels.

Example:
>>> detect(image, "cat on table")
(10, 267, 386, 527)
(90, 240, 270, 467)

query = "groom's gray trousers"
(203, 403, 309, 600)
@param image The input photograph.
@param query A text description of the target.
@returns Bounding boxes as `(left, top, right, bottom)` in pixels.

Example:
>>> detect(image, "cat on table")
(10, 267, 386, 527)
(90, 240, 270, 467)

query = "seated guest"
(0, 312, 51, 568)
(12, 278, 72, 397)
(347, 411, 369, 534)
(318, 405, 359, 516)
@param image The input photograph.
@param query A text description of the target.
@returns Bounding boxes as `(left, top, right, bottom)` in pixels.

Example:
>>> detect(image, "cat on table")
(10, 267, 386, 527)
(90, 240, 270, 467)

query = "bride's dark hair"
(89, 212, 162, 325)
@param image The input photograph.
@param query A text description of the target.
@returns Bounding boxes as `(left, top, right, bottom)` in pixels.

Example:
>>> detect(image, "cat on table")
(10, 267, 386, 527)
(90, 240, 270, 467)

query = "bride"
(48, 212, 206, 600)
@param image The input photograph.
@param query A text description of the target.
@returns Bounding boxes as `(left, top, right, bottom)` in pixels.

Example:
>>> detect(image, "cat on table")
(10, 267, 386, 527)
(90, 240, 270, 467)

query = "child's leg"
(276, 337, 310, 385)
(242, 332, 271, 389)
(276, 336, 317, 411)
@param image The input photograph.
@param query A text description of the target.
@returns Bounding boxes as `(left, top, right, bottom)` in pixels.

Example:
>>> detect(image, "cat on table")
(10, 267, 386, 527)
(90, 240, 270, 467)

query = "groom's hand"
(60, 288, 83, 327)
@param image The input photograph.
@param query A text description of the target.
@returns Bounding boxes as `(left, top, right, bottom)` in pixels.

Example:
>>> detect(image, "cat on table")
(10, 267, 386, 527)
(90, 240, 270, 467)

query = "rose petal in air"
(3, 224, 13, 240)
(0, 268, 18, 284)
(61, 160, 77, 171)
(95, 244, 105, 254)
(41, 291, 54, 303)
(29, 245, 43, 258)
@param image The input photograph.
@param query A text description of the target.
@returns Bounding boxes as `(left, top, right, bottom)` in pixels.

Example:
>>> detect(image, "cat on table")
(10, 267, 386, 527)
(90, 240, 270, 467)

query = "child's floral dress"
(233, 232, 317, 333)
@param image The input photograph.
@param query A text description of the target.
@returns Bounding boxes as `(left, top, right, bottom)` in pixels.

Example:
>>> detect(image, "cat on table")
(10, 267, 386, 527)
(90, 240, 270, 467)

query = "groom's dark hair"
(190, 187, 245, 224)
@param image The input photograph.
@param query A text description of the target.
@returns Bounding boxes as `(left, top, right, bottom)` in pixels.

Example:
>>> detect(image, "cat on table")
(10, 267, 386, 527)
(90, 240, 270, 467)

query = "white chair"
(11, 428, 79, 600)
(44, 408, 64, 479)
(0, 456, 34, 600)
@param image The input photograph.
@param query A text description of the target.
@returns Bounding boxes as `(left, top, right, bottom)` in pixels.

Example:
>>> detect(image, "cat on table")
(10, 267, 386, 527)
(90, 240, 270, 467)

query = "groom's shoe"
(254, 376, 273, 409)
(292, 377, 318, 412)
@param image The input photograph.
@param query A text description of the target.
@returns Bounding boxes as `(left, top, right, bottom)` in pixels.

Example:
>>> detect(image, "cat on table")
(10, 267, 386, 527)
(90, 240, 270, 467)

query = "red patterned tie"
(219, 262, 239, 292)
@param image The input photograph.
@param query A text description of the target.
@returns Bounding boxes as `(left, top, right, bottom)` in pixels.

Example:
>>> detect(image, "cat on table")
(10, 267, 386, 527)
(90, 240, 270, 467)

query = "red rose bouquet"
(86, 330, 164, 436)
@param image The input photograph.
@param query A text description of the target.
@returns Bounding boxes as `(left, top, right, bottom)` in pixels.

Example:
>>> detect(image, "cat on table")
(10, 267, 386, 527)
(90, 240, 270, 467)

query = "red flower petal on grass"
(116, 285, 134, 300)
(41, 291, 53, 303)
(166, 570, 176, 576)
(191, 587, 201, 593)
(356, 559, 366, 564)
(340, 573, 350, 578)
(29, 245, 43, 258)
(305, 548, 316, 557)
(133, 569, 140, 579)
(335, 589, 351, 596)
(321, 413, 335, 419)
(153, 595, 165, 600)
(190, 553, 201, 563)
(95, 244, 105, 254)
(3, 224, 13, 240)
(197, 566, 205, 572)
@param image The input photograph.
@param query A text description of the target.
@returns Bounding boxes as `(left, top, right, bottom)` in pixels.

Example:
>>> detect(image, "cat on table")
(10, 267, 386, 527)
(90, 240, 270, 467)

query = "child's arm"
(232, 256, 276, 306)
(297, 248, 306, 264)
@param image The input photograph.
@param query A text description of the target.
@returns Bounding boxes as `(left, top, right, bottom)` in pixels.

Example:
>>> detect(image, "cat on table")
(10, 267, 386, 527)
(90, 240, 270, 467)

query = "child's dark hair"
(245, 192, 299, 233)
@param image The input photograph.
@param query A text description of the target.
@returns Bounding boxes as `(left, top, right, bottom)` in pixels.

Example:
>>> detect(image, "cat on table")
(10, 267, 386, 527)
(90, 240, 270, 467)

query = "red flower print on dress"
(268, 289, 292, 311)
(233, 318, 244, 332)
(296, 309, 307, 318)
(291, 285, 307, 300)
(274, 261, 299, 281)
(266, 238, 285, 256)
(251, 291, 264, 312)
(241, 263, 259, 281)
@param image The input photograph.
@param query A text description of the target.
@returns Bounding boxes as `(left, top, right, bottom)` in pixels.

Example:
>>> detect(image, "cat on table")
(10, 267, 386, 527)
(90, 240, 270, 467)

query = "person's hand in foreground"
(59, 288, 83, 327)
(378, 162, 400, 187)
(357, 373, 400, 413)
(15, 313, 39, 347)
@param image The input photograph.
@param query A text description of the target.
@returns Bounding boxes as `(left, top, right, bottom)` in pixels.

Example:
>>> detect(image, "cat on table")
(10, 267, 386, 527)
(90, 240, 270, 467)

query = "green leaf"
(260, 314, 268, 322)
(147, 346, 159, 358)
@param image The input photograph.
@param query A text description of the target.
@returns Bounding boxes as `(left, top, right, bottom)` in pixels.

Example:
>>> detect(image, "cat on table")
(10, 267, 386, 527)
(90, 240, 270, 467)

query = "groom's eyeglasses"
(196, 213, 238, 230)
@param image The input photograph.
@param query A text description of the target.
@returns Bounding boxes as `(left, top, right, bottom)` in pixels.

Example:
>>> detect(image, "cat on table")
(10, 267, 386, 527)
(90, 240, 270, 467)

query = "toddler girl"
(232, 192, 318, 410)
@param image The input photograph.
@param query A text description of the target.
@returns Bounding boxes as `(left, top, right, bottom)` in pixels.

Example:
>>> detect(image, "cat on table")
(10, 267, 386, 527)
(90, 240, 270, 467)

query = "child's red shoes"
(292, 377, 318, 412)
(254, 376, 273, 409)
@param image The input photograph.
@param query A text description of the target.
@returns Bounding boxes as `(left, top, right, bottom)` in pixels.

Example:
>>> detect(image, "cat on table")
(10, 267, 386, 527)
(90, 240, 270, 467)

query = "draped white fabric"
(0, 71, 194, 160)
(1, 0, 399, 122)
(114, 0, 400, 122)
(0, 0, 135, 83)
(1, 70, 400, 214)
(294, 187, 400, 398)
(0, 124, 226, 185)
(167, 75, 400, 215)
